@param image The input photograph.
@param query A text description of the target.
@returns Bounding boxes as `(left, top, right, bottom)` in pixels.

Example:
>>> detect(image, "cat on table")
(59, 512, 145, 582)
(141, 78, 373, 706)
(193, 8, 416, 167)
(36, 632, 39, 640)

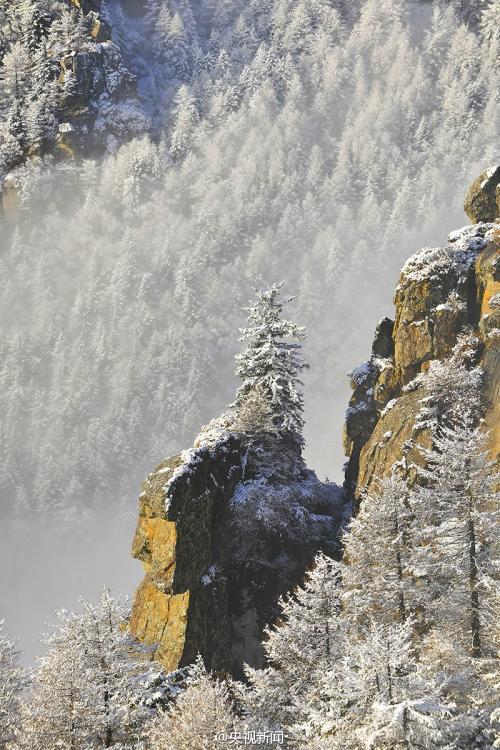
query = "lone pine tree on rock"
(233, 282, 309, 477)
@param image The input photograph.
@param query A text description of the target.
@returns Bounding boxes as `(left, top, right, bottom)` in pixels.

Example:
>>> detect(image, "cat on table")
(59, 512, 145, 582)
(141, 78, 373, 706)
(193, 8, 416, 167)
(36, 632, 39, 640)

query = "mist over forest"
(0, 0, 498, 662)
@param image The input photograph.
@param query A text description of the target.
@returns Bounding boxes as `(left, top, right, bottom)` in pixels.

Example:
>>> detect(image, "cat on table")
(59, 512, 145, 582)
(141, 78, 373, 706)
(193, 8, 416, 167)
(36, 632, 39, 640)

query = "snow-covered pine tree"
(342, 473, 416, 625)
(21, 591, 160, 749)
(169, 85, 200, 160)
(148, 656, 236, 750)
(243, 553, 344, 740)
(413, 417, 499, 660)
(0, 620, 25, 750)
(481, 0, 500, 43)
(233, 283, 309, 466)
(351, 620, 453, 750)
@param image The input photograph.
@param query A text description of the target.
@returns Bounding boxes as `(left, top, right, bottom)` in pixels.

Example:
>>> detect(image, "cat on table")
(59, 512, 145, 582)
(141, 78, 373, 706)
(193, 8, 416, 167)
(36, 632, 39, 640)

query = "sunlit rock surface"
(130, 423, 344, 676)
(464, 165, 500, 224)
(344, 206, 500, 502)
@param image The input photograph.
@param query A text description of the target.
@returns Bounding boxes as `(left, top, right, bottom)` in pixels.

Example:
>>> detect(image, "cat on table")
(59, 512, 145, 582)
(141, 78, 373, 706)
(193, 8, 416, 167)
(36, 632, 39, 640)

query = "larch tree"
(20, 614, 87, 750)
(21, 591, 161, 750)
(342, 474, 416, 626)
(409, 334, 498, 661)
(147, 656, 236, 750)
(413, 418, 499, 661)
(0, 621, 25, 750)
(243, 553, 344, 739)
(412, 333, 483, 433)
(349, 620, 453, 750)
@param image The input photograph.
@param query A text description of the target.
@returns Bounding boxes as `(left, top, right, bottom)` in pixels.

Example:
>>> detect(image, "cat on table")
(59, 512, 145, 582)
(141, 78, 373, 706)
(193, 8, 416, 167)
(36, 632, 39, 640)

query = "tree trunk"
(402, 704, 411, 750)
(467, 515, 481, 657)
(394, 507, 407, 622)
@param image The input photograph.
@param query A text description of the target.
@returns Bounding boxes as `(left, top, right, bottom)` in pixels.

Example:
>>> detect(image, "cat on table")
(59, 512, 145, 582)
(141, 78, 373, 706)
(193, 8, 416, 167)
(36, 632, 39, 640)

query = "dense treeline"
(0, 0, 498, 524)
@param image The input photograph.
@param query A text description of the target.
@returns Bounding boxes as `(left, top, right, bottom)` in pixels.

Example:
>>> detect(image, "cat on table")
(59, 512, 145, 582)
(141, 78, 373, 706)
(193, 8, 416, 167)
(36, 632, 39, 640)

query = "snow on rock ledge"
(344, 216, 500, 502)
(130, 421, 344, 676)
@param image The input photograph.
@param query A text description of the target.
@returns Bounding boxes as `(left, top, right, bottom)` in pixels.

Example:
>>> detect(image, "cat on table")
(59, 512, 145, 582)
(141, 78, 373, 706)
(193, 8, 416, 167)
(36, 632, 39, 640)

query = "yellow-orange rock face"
(129, 440, 245, 673)
(345, 222, 500, 500)
(129, 578, 189, 672)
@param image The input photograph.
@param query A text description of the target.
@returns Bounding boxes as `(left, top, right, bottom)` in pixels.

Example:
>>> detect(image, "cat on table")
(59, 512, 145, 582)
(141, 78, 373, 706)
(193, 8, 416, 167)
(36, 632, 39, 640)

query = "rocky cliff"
(129, 168, 499, 677)
(0, 0, 148, 175)
(344, 167, 500, 503)
(129, 418, 343, 676)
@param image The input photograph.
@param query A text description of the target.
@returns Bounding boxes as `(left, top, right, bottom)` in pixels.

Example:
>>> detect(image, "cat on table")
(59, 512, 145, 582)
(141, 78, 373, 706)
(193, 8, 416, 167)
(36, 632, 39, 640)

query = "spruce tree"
(233, 283, 309, 458)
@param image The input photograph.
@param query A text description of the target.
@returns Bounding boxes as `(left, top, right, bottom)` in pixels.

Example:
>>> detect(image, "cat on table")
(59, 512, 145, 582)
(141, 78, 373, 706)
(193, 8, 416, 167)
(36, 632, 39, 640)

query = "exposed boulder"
(129, 419, 343, 676)
(85, 12, 112, 43)
(344, 220, 500, 503)
(464, 165, 500, 223)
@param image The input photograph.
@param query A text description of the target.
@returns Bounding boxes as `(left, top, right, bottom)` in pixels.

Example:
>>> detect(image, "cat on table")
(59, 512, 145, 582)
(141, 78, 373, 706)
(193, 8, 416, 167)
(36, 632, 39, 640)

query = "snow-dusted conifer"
(481, 0, 500, 43)
(20, 613, 86, 750)
(234, 383, 274, 436)
(21, 591, 160, 749)
(414, 419, 499, 659)
(244, 553, 343, 733)
(352, 620, 453, 750)
(148, 656, 236, 750)
(0, 620, 25, 749)
(169, 85, 199, 160)
(342, 473, 415, 625)
(234, 283, 308, 454)
(411, 333, 483, 433)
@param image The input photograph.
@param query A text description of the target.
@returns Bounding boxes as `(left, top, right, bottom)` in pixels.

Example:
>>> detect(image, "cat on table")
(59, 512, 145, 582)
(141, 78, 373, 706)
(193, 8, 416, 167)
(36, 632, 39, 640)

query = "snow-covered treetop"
(233, 282, 309, 452)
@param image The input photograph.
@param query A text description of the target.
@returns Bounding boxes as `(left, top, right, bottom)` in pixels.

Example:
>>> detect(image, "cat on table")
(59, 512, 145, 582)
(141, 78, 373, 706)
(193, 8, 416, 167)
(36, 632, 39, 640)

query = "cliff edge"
(344, 167, 500, 503)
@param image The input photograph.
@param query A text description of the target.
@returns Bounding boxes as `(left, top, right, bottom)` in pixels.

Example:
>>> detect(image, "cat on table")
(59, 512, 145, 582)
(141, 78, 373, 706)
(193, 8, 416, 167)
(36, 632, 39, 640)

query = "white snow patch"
(348, 361, 373, 386)
(372, 357, 393, 371)
(201, 564, 218, 586)
(488, 293, 500, 309)
(381, 398, 398, 416)
(400, 230, 487, 287)
(480, 165, 497, 188)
